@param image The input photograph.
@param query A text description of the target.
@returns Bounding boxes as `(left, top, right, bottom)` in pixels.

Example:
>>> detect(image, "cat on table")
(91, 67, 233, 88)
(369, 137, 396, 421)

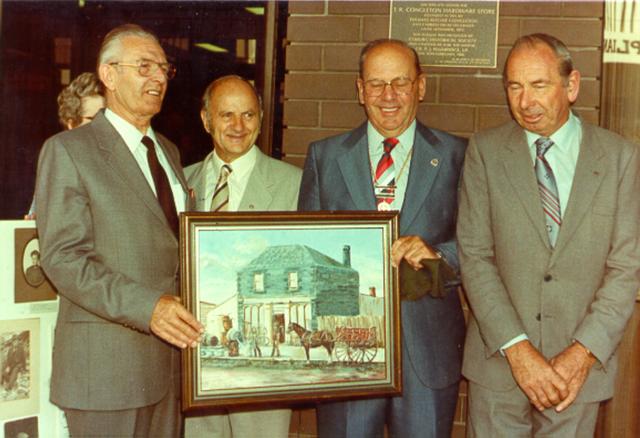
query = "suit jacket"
(185, 147, 302, 212)
(298, 121, 467, 388)
(458, 119, 640, 402)
(35, 110, 193, 410)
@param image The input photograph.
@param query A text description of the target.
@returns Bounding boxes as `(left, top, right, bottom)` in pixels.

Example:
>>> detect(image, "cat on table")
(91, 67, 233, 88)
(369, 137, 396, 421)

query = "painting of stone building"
(237, 244, 359, 333)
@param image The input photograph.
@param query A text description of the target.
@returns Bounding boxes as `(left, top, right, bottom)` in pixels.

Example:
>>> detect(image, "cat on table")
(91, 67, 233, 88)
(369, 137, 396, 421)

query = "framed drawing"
(180, 211, 400, 411)
(0, 318, 40, 421)
(14, 228, 58, 303)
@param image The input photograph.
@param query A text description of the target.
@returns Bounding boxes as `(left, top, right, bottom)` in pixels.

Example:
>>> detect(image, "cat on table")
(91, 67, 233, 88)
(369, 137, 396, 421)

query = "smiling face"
(99, 35, 168, 132)
(505, 43, 580, 137)
(201, 78, 262, 163)
(356, 42, 426, 138)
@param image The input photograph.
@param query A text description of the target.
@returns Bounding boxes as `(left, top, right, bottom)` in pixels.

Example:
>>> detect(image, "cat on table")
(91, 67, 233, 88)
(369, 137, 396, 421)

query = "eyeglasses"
(362, 77, 417, 97)
(109, 59, 176, 80)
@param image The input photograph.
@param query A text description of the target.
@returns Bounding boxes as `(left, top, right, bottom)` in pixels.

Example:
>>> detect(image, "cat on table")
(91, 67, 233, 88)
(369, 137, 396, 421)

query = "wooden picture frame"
(180, 211, 401, 411)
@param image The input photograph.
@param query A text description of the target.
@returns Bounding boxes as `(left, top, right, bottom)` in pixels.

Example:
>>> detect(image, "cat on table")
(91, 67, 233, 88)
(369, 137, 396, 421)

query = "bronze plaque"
(390, 1, 499, 68)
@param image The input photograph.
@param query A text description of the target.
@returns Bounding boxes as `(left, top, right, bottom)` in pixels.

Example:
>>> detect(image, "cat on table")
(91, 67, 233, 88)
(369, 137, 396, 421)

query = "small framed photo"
(180, 211, 401, 411)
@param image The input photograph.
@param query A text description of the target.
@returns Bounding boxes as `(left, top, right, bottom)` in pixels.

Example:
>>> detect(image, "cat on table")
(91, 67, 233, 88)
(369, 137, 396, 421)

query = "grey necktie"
(535, 137, 561, 247)
(210, 164, 232, 212)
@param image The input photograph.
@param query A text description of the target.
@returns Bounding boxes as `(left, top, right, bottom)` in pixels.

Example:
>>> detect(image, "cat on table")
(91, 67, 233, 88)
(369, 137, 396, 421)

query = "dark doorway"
(0, 0, 287, 219)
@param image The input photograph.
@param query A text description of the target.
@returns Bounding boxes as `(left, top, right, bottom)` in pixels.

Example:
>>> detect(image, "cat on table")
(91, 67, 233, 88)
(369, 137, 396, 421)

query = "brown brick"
(324, 44, 363, 72)
(575, 108, 599, 125)
(576, 78, 600, 107)
(282, 155, 306, 169)
(286, 44, 322, 71)
(284, 100, 320, 127)
(288, 0, 325, 15)
(477, 106, 512, 131)
(328, 0, 390, 15)
(521, 19, 602, 47)
(417, 104, 475, 133)
(440, 76, 506, 105)
(499, 2, 562, 17)
(572, 49, 602, 78)
(285, 73, 358, 100)
(283, 127, 347, 154)
(363, 16, 390, 42)
(321, 101, 366, 128)
(498, 18, 520, 46)
(561, 1, 604, 18)
(287, 16, 361, 42)
(424, 76, 437, 103)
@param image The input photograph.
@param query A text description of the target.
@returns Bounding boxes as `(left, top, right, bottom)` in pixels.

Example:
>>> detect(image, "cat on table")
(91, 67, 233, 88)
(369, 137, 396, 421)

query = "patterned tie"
(210, 164, 232, 212)
(141, 136, 179, 237)
(374, 137, 399, 210)
(535, 137, 561, 247)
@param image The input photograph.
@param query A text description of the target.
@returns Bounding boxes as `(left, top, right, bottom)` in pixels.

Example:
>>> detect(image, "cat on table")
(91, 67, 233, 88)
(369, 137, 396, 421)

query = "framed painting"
(180, 211, 400, 411)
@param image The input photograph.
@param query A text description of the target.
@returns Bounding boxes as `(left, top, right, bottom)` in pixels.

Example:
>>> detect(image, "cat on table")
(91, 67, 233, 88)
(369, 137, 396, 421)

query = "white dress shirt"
(105, 109, 185, 213)
(367, 120, 416, 210)
(203, 145, 257, 212)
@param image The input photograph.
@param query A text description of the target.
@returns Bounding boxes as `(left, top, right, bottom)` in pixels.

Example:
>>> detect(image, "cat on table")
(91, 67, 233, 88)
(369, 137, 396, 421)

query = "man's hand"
(504, 340, 569, 411)
(391, 235, 439, 270)
(150, 295, 204, 349)
(550, 342, 597, 412)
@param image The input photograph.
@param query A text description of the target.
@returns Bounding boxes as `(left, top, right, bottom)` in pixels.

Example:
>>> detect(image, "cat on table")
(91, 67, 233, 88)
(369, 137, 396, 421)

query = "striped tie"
(210, 164, 232, 212)
(535, 137, 561, 247)
(374, 137, 399, 209)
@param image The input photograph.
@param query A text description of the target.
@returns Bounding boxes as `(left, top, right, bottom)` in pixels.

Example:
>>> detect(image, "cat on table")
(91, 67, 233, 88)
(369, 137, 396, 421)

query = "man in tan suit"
(36, 24, 203, 437)
(184, 75, 300, 438)
(458, 33, 640, 436)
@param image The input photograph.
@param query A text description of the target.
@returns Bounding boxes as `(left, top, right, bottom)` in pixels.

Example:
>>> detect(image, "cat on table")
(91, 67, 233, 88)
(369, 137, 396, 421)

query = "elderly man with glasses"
(298, 38, 467, 438)
(35, 23, 203, 437)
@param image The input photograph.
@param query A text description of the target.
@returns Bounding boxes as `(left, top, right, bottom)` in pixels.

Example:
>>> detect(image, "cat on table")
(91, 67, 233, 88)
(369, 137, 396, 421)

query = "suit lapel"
(551, 123, 605, 260)
(91, 112, 173, 231)
(337, 124, 377, 210)
(501, 125, 550, 247)
(238, 149, 273, 210)
(400, 123, 442, 230)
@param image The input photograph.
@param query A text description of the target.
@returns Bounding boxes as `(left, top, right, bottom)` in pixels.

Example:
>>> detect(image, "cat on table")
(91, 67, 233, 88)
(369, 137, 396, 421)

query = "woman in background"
(25, 72, 104, 218)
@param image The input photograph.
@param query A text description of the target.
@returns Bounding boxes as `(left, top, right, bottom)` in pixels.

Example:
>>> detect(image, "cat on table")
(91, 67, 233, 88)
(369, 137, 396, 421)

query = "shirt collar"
(525, 112, 581, 153)
(367, 120, 416, 154)
(104, 108, 159, 153)
(212, 145, 257, 181)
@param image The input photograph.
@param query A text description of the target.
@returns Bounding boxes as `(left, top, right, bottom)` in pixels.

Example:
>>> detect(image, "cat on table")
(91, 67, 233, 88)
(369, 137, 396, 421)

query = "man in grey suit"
(458, 33, 640, 436)
(35, 24, 203, 437)
(184, 75, 301, 438)
(298, 39, 467, 437)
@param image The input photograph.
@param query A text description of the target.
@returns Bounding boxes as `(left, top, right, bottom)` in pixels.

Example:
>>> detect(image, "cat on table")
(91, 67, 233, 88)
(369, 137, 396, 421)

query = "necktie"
(141, 136, 179, 237)
(535, 137, 561, 247)
(210, 164, 232, 212)
(374, 137, 399, 210)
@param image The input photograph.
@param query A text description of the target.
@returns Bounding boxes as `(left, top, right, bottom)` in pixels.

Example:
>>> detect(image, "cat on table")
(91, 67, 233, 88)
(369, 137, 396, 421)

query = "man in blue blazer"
(298, 39, 467, 438)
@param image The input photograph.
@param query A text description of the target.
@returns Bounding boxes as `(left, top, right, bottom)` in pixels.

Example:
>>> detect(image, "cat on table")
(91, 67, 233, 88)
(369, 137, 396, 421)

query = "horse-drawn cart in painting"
(333, 326, 377, 364)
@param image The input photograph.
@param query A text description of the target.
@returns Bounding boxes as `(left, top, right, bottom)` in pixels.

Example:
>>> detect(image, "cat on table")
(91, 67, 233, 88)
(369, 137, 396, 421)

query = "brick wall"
(284, 1, 604, 436)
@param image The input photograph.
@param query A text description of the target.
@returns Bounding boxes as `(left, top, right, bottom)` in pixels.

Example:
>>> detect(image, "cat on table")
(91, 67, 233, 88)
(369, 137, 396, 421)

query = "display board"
(0, 220, 67, 438)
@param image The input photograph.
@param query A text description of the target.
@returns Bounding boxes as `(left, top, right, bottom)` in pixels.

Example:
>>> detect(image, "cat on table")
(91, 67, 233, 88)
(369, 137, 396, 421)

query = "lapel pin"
(430, 158, 439, 167)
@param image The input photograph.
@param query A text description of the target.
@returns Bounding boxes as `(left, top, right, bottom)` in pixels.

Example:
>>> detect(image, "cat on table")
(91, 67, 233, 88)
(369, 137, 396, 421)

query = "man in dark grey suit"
(35, 24, 203, 437)
(458, 33, 640, 436)
(298, 39, 467, 438)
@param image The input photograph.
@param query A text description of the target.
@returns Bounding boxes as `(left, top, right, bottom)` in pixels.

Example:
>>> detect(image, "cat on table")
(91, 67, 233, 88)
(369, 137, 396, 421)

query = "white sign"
(604, 0, 640, 64)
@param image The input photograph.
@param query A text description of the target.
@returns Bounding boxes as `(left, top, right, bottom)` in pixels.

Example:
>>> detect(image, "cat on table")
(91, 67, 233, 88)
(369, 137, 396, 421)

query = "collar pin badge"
(430, 158, 439, 167)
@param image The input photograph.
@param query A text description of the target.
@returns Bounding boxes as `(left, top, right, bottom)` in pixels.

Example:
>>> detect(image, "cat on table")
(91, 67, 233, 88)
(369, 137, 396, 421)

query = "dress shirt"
(525, 112, 582, 216)
(203, 145, 257, 212)
(367, 120, 416, 211)
(104, 109, 185, 212)
(501, 112, 582, 354)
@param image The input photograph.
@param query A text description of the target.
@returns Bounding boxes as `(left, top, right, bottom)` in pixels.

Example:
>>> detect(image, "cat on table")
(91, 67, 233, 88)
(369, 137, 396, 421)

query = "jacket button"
(536, 313, 541, 321)
(544, 274, 552, 282)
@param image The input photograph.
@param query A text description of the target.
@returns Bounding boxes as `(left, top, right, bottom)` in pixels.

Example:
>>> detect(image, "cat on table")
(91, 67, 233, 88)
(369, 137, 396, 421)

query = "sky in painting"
(196, 224, 387, 304)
